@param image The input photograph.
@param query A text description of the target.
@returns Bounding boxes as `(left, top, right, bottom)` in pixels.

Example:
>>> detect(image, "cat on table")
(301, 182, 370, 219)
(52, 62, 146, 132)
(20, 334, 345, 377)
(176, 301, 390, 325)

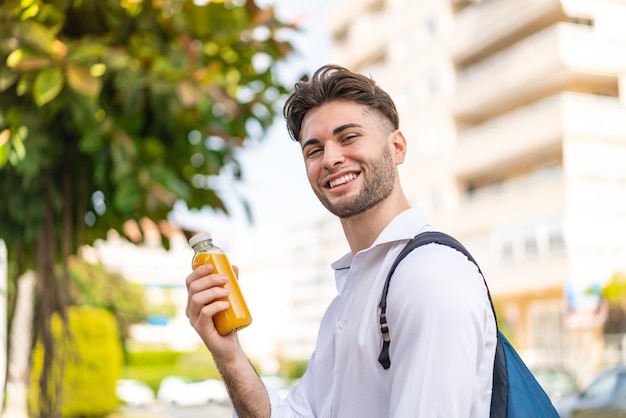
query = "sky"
(171, 0, 335, 249)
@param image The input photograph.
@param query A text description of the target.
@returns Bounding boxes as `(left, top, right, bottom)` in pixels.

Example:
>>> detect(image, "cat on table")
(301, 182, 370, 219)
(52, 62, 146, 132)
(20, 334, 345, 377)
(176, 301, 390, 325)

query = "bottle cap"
(188, 231, 212, 247)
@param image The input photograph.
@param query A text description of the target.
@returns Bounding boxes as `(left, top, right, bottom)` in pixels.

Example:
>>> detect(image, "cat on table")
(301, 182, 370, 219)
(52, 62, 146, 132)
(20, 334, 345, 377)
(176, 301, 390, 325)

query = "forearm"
(185, 266, 271, 416)
(216, 346, 271, 418)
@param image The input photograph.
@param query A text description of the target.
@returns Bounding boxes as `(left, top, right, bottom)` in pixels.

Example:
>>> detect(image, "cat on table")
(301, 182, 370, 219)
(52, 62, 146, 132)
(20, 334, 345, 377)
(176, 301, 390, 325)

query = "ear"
(390, 130, 407, 164)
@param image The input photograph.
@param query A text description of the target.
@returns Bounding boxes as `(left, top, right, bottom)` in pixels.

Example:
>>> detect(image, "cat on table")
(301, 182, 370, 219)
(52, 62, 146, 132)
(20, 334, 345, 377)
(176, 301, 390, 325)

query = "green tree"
(602, 271, 626, 333)
(67, 255, 147, 344)
(0, 0, 293, 415)
(602, 271, 626, 307)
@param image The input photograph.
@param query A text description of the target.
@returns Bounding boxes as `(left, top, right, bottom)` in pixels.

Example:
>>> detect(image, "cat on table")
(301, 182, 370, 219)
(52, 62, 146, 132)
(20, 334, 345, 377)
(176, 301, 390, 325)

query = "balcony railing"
(454, 22, 626, 124)
(329, 12, 389, 69)
(451, 0, 564, 67)
(328, 0, 384, 36)
(453, 92, 626, 179)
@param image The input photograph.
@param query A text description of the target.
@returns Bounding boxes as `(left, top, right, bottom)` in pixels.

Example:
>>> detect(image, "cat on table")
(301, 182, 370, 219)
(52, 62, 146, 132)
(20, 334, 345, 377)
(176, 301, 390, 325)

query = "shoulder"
(395, 240, 482, 284)
(386, 241, 488, 314)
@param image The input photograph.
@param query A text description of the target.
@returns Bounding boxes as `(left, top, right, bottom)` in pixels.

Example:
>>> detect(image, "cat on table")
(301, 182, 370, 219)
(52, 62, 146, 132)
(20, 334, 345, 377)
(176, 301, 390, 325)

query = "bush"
(277, 358, 309, 380)
(30, 306, 123, 417)
(123, 349, 221, 392)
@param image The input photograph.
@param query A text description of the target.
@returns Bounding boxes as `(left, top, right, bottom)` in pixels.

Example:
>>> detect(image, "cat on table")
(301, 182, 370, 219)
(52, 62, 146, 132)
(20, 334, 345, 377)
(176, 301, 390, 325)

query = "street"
(120, 402, 233, 418)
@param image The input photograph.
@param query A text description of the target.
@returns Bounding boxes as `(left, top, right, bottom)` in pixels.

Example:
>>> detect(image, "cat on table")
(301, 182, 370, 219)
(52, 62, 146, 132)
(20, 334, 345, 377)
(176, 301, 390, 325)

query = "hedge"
(29, 306, 123, 417)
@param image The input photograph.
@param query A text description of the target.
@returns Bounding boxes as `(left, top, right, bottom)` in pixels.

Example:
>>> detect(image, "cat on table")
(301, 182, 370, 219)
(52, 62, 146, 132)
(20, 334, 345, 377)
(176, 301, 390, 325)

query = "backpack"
(377, 231, 559, 418)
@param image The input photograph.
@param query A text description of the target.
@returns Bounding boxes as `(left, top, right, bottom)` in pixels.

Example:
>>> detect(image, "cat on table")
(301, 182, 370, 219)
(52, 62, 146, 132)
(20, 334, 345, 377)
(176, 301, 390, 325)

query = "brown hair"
(283, 64, 400, 142)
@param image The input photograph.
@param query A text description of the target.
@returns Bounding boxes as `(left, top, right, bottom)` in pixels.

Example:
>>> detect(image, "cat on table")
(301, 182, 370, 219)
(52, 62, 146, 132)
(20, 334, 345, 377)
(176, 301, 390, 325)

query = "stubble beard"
(314, 146, 396, 219)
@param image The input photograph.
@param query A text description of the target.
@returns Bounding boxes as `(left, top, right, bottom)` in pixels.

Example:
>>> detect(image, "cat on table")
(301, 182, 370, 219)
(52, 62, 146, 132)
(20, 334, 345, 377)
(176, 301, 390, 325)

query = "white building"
(326, 0, 626, 385)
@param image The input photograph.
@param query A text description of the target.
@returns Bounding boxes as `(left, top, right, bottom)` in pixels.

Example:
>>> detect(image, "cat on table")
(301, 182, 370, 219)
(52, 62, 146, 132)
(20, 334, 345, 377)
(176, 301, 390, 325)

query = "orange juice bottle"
(188, 232, 252, 336)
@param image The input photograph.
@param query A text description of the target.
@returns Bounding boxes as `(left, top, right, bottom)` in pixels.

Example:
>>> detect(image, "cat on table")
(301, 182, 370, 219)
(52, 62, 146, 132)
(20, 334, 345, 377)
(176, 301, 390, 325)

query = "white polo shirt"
(260, 207, 497, 417)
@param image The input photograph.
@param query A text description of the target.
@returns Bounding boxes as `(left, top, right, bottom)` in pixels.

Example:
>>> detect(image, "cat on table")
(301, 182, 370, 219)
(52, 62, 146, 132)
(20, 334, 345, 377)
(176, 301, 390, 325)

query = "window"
(523, 236, 538, 258)
(567, 17, 593, 26)
(427, 74, 439, 96)
(529, 301, 565, 364)
(548, 230, 565, 254)
(426, 17, 438, 37)
(501, 241, 514, 261)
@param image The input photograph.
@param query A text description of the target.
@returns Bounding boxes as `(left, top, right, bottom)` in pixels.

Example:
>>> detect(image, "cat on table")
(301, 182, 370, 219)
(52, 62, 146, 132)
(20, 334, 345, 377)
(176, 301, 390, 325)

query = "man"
(186, 64, 497, 417)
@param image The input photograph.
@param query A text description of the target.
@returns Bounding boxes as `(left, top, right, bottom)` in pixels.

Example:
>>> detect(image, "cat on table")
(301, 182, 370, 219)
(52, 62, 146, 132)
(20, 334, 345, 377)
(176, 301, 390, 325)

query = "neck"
(340, 189, 410, 254)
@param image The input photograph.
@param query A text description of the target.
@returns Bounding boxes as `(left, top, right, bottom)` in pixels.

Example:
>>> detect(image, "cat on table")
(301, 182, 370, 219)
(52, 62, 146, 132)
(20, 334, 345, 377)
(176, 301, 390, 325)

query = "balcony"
(454, 22, 626, 124)
(488, 254, 569, 296)
(327, 0, 384, 36)
(446, 166, 569, 294)
(329, 11, 389, 69)
(451, 0, 481, 13)
(453, 92, 626, 180)
(450, 166, 566, 230)
(451, 0, 565, 67)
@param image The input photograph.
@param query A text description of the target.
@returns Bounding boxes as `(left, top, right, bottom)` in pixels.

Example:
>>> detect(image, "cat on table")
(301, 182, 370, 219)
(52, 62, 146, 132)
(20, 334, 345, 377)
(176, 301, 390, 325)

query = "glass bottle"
(189, 232, 252, 335)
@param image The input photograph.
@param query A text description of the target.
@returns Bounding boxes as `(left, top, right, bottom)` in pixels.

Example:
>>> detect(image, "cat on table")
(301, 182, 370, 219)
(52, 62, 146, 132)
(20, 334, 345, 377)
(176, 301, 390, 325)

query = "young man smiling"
(185, 65, 497, 417)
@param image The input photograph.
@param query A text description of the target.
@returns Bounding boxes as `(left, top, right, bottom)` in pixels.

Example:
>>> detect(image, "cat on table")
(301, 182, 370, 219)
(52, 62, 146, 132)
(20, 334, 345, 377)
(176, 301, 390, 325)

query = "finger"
(186, 284, 229, 318)
(188, 297, 230, 333)
(196, 300, 230, 325)
(185, 264, 215, 291)
(189, 300, 231, 345)
(187, 273, 228, 297)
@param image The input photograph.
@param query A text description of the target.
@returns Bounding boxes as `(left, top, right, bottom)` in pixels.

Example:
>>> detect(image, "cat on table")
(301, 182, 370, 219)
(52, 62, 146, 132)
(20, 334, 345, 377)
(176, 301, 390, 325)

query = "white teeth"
(329, 173, 357, 188)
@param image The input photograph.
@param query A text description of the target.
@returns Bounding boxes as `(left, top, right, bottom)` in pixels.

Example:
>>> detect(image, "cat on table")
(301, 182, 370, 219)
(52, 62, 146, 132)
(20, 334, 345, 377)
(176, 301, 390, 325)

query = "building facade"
(326, 0, 626, 385)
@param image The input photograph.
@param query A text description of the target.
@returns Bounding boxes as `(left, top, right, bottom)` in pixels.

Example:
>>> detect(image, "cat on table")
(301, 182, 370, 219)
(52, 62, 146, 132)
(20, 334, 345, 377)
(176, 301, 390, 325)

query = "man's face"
(299, 101, 399, 219)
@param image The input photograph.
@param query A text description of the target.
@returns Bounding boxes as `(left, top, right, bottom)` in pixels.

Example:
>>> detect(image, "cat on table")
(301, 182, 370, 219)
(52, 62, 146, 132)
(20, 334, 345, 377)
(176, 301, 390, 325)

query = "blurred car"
(532, 367, 579, 404)
(157, 376, 230, 407)
(556, 364, 626, 418)
(116, 379, 155, 406)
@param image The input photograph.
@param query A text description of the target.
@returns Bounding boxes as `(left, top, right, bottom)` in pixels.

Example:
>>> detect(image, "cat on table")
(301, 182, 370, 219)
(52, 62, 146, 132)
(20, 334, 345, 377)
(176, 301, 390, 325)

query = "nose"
(322, 141, 345, 170)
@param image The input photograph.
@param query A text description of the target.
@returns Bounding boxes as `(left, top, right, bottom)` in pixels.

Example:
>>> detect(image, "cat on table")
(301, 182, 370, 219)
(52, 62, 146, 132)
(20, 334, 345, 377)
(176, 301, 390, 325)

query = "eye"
(304, 146, 323, 159)
(341, 133, 359, 143)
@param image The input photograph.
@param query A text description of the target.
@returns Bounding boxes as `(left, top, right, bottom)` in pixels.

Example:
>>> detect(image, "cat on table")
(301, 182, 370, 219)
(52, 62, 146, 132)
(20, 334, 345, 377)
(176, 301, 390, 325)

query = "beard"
(314, 146, 396, 219)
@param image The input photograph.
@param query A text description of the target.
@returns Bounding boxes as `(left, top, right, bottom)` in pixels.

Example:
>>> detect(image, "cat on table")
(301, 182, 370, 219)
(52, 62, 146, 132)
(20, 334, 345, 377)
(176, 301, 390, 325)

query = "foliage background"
(0, 0, 294, 415)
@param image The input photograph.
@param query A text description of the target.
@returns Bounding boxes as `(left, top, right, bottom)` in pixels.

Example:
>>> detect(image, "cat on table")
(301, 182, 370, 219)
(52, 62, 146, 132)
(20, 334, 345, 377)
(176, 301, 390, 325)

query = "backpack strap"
(377, 230, 508, 417)
(377, 231, 498, 366)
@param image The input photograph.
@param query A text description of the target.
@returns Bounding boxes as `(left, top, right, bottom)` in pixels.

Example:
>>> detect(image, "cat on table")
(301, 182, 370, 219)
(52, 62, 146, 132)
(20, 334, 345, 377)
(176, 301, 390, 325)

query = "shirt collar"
(331, 207, 430, 271)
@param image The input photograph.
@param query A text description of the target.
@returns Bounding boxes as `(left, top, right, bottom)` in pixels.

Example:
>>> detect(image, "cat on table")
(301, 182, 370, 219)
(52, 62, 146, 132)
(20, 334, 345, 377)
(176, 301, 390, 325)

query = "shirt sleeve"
(385, 243, 496, 417)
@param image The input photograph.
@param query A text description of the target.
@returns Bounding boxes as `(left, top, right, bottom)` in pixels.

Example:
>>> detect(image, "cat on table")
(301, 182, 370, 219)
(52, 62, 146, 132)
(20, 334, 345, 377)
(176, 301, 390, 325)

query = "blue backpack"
(377, 231, 559, 417)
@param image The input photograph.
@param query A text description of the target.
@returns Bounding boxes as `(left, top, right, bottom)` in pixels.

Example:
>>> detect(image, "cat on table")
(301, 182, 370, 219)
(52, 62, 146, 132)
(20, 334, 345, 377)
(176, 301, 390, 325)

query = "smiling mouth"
(327, 173, 358, 189)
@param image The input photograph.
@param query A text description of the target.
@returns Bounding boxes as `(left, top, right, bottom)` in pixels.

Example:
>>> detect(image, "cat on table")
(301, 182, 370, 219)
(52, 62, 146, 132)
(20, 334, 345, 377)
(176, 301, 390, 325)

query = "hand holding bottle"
(186, 232, 252, 337)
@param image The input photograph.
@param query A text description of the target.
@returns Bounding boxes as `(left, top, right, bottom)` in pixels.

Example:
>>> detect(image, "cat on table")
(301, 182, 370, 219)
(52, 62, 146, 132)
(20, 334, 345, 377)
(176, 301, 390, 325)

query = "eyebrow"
(301, 123, 364, 149)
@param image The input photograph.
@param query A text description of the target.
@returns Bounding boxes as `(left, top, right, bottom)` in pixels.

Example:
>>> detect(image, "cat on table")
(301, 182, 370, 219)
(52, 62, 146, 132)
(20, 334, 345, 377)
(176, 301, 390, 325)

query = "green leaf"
(0, 130, 9, 148)
(114, 179, 142, 213)
(66, 42, 109, 64)
(5, 127, 27, 167)
(66, 64, 102, 97)
(0, 138, 9, 168)
(17, 20, 57, 57)
(33, 68, 64, 107)
(79, 130, 105, 154)
(6, 50, 23, 68)
(0, 69, 19, 92)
